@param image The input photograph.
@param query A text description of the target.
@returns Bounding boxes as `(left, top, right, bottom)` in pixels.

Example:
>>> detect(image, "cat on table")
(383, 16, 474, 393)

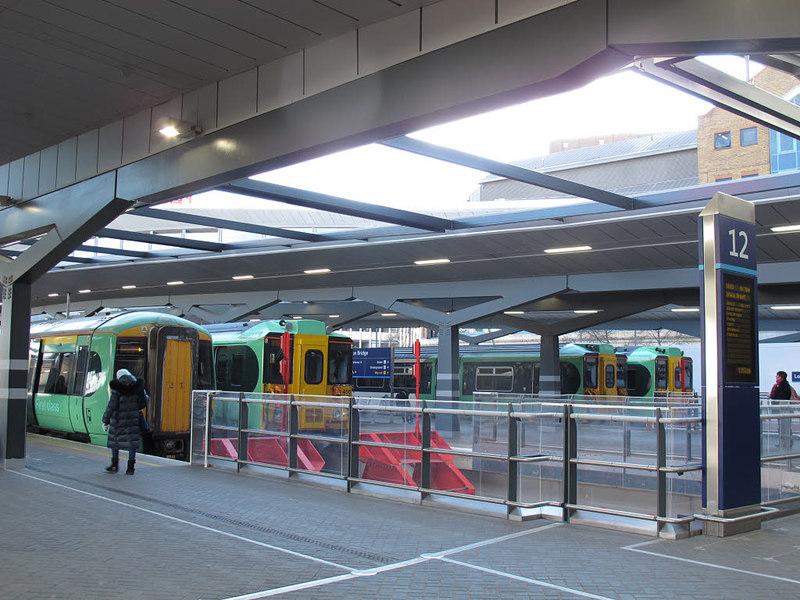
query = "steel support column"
(539, 334, 561, 396)
(0, 277, 31, 466)
(435, 324, 460, 432)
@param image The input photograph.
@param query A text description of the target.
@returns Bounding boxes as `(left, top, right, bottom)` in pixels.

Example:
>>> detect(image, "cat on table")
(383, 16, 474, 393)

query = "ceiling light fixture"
(503, 311, 524, 315)
(157, 117, 201, 139)
(381, 313, 397, 317)
(304, 268, 331, 275)
(233, 275, 253, 280)
(167, 280, 184, 286)
(574, 309, 598, 314)
(122, 285, 136, 290)
(771, 224, 800, 233)
(544, 245, 592, 254)
(414, 258, 451, 266)
(771, 305, 800, 310)
(78, 289, 91, 294)
(329, 314, 340, 318)
(47, 293, 59, 297)
(671, 307, 700, 312)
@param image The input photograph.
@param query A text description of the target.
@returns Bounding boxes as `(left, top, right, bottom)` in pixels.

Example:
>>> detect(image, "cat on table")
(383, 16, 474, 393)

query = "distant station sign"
(352, 348, 392, 378)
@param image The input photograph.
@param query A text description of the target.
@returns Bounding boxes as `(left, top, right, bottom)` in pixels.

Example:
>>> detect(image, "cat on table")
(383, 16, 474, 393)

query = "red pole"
(414, 339, 421, 437)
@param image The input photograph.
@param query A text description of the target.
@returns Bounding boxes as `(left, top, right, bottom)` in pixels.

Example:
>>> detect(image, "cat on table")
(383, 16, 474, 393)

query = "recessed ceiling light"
(574, 309, 598, 314)
(249, 318, 261, 322)
(671, 307, 699, 312)
(503, 311, 524, 315)
(159, 125, 180, 138)
(78, 289, 91, 294)
(122, 285, 136, 290)
(233, 275, 253, 280)
(329, 314, 340, 318)
(771, 305, 800, 310)
(167, 280, 184, 286)
(544, 245, 592, 254)
(381, 313, 397, 317)
(292, 315, 303, 319)
(771, 224, 800, 232)
(414, 258, 451, 266)
(48, 293, 59, 297)
(304, 268, 331, 274)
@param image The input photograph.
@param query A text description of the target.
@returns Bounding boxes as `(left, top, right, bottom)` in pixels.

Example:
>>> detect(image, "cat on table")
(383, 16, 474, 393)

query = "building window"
(715, 176, 732, 182)
(714, 131, 732, 149)
(769, 90, 800, 173)
(742, 172, 758, 178)
(740, 127, 758, 146)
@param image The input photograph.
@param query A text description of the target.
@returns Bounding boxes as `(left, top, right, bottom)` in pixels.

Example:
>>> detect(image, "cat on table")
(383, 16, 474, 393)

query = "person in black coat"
(769, 371, 792, 401)
(103, 368, 149, 474)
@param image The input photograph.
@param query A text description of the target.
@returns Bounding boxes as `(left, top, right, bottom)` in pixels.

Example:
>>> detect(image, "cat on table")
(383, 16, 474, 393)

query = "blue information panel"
(352, 348, 392, 378)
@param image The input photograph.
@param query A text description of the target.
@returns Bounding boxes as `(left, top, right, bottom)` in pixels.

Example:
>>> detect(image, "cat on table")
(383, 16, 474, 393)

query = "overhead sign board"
(352, 347, 392, 378)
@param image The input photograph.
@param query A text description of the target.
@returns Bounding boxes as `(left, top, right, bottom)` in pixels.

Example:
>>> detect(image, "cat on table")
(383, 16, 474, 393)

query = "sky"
(193, 56, 758, 211)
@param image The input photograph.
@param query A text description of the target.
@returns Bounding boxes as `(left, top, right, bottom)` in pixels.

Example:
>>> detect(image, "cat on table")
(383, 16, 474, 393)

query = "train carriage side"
(559, 343, 620, 396)
(28, 312, 213, 459)
(623, 346, 692, 399)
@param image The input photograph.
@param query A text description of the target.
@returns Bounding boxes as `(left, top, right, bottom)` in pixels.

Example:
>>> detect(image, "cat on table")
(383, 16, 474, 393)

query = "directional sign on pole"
(352, 348, 393, 378)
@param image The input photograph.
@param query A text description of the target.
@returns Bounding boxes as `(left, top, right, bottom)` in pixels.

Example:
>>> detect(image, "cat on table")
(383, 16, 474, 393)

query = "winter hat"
(116, 368, 135, 381)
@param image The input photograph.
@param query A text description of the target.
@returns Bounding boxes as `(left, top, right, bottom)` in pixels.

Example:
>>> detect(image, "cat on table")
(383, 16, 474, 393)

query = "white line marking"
(219, 573, 359, 600)
(439, 557, 617, 600)
(421, 521, 564, 558)
(622, 541, 800, 586)
(11, 471, 352, 571)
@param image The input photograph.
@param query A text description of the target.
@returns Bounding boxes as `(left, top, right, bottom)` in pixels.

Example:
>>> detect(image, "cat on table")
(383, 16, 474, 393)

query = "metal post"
(288, 395, 298, 474)
(421, 400, 431, 497)
(563, 404, 576, 522)
(507, 402, 519, 513)
(237, 393, 247, 473)
(347, 396, 360, 492)
(656, 408, 667, 533)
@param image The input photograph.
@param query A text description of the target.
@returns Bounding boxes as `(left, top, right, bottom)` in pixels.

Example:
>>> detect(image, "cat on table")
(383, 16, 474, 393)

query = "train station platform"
(4, 434, 800, 600)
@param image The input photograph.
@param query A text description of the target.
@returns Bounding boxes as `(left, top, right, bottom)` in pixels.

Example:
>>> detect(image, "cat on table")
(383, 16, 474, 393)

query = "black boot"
(105, 457, 118, 473)
(126, 459, 135, 475)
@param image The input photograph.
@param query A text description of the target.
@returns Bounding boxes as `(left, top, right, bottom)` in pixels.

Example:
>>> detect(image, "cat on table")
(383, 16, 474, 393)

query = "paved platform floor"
(3, 434, 800, 599)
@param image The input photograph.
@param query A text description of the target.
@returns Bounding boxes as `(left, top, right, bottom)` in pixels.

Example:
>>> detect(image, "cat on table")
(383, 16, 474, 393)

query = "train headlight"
(333, 409, 342, 419)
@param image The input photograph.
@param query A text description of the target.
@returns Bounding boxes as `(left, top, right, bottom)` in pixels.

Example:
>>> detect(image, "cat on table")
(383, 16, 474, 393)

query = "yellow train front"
(211, 319, 353, 432)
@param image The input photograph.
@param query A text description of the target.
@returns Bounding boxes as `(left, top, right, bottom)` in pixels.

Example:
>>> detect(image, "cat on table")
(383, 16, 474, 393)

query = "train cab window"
(616, 361, 627, 390)
(84, 352, 103, 395)
(475, 366, 513, 392)
(38, 352, 59, 393)
(114, 339, 147, 382)
(54, 352, 74, 394)
(304, 350, 324, 385)
(605, 364, 616, 390)
(583, 357, 598, 389)
(684, 362, 693, 391)
(655, 359, 668, 390)
(264, 338, 291, 385)
(328, 344, 352, 384)
(71, 347, 89, 396)
(197, 340, 215, 390)
(214, 345, 259, 391)
(560, 362, 581, 395)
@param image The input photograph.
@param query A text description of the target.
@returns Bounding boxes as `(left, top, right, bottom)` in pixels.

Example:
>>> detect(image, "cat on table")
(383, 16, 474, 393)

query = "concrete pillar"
(435, 324, 460, 431)
(539, 334, 561, 396)
(1, 277, 31, 466)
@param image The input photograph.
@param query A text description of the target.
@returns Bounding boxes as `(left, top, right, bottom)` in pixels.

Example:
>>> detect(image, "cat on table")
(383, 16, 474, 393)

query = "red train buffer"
(209, 437, 325, 472)
(358, 431, 476, 495)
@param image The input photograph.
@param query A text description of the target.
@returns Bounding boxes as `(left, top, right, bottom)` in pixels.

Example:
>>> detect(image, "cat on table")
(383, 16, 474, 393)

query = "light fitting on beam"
(771, 224, 800, 232)
(503, 310, 524, 315)
(544, 245, 592, 254)
(157, 117, 201, 139)
(574, 309, 598, 314)
(671, 307, 700, 312)
(414, 258, 451, 266)
(304, 268, 331, 274)
(381, 313, 397, 317)
(771, 305, 800, 310)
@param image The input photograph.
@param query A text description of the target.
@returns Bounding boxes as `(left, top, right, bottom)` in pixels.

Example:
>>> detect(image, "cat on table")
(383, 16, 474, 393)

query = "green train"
(27, 312, 214, 459)
(209, 319, 353, 432)
(354, 343, 692, 401)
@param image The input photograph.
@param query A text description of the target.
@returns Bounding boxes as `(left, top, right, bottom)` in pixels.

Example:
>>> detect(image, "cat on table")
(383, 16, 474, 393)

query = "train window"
(264, 338, 291, 385)
(583, 357, 598, 389)
(605, 364, 616, 389)
(560, 362, 581, 395)
(84, 352, 103, 396)
(72, 347, 89, 396)
(393, 364, 415, 390)
(533, 362, 540, 394)
(475, 366, 513, 392)
(674, 365, 683, 391)
(115, 338, 147, 382)
(214, 345, 259, 391)
(304, 350, 324, 385)
(38, 352, 59, 393)
(328, 342, 352, 384)
(197, 340, 215, 390)
(616, 361, 627, 389)
(354, 377, 388, 390)
(685, 362, 693, 391)
(420, 363, 433, 395)
(655, 359, 668, 389)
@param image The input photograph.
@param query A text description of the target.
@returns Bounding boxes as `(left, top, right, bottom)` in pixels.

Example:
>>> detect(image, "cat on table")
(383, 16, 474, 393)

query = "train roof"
(209, 318, 344, 342)
(625, 346, 686, 359)
(29, 311, 210, 338)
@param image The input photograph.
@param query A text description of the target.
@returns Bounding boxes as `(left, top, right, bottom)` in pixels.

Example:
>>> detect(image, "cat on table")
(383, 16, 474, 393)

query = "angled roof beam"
(755, 54, 800, 78)
(97, 228, 228, 252)
(132, 207, 331, 243)
(15, 239, 155, 260)
(636, 58, 800, 139)
(220, 180, 457, 232)
(382, 136, 641, 210)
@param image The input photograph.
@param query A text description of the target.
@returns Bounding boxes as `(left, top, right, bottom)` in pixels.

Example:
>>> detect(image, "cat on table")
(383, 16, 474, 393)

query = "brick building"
(697, 67, 800, 183)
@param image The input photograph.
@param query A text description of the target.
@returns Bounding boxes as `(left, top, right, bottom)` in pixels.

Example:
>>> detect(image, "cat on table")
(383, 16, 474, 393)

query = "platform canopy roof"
(2, 0, 800, 336)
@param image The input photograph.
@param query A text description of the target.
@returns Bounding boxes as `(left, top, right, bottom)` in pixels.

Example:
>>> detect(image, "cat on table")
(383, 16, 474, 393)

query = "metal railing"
(189, 390, 800, 536)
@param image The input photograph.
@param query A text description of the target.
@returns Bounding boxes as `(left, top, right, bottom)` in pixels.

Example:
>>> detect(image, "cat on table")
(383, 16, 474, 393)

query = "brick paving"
(2, 434, 800, 599)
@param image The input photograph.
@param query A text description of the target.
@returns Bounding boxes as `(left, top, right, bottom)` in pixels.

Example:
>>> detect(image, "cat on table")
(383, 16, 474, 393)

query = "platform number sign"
(728, 227, 749, 260)
(719, 215, 757, 272)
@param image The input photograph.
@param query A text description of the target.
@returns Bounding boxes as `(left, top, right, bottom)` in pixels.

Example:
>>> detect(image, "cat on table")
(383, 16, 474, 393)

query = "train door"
(294, 335, 328, 429)
(66, 336, 91, 433)
(159, 336, 193, 432)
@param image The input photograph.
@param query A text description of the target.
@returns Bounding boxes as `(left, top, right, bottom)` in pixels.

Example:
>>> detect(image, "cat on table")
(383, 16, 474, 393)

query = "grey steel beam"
(132, 207, 331, 243)
(755, 54, 800, 78)
(97, 229, 227, 252)
(382, 136, 640, 210)
(635, 58, 800, 140)
(15, 239, 155, 260)
(221, 180, 457, 232)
